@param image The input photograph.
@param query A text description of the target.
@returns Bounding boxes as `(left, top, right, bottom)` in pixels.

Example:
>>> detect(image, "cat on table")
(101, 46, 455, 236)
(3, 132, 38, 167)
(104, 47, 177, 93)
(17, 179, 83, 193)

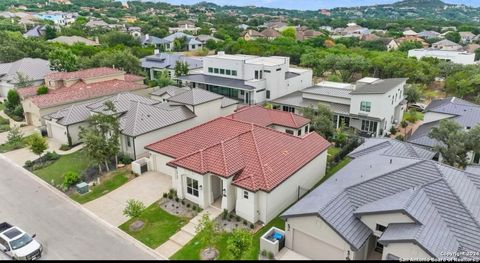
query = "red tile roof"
(125, 74, 145, 82)
(227, 105, 310, 129)
(146, 117, 330, 192)
(28, 79, 144, 108)
(17, 85, 40, 98)
(46, 67, 124, 80)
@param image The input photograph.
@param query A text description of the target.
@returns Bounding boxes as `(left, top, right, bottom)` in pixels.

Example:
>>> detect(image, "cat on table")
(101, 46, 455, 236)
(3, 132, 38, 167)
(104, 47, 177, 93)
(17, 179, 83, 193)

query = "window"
(273, 104, 280, 110)
(226, 69, 231, 75)
(127, 136, 131, 147)
(266, 90, 270, 99)
(264, 70, 271, 73)
(361, 120, 378, 133)
(232, 70, 237, 76)
(304, 126, 309, 133)
(282, 106, 295, 113)
(286, 129, 294, 135)
(240, 90, 245, 95)
(276, 68, 281, 71)
(376, 224, 387, 232)
(208, 67, 213, 73)
(360, 101, 371, 112)
(186, 177, 199, 197)
(243, 191, 249, 199)
(220, 69, 225, 74)
(214, 68, 219, 74)
(297, 130, 301, 136)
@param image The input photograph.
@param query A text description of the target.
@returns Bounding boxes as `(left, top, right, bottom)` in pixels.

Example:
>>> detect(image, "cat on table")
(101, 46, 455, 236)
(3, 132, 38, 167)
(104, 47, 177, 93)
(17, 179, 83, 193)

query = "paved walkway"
(155, 206, 222, 258)
(83, 171, 172, 226)
(0, 125, 36, 144)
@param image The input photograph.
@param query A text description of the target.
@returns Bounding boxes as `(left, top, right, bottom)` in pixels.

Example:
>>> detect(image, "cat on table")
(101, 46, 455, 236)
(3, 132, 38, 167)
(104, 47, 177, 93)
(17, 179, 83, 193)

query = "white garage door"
(292, 229, 344, 260)
(49, 123, 68, 144)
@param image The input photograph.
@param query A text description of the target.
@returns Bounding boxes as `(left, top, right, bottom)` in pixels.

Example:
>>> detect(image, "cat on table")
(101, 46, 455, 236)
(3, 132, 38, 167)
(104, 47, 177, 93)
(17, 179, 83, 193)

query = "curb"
(0, 154, 167, 260)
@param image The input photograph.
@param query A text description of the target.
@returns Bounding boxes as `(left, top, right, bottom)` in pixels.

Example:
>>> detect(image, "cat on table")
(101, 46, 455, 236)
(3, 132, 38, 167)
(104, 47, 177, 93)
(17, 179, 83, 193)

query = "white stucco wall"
(359, 212, 415, 237)
(235, 188, 257, 223)
(151, 152, 175, 176)
(176, 167, 209, 208)
(46, 120, 69, 144)
(382, 242, 432, 261)
(302, 93, 351, 105)
(408, 49, 476, 65)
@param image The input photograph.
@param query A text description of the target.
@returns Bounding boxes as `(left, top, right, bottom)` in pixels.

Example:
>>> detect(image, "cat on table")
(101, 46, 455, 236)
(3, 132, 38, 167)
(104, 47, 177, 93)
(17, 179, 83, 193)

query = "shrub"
(44, 151, 60, 161)
(36, 85, 49, 95)
(390, 126, 397, 135)
(123, 199, 145, 219)
(13, 104, 23, 117)
(175, 197, 179, 202)
(236, 215, 241, 222)
(186, 203, 191, 208)
(163, 193, 168, 198)
(24, 160, 33, 168)
(181, 200, 185, 205)
(223, 209, 228, 220)
(118, 152, 133, 165)
(267, 251, 274, 260)
(169, 188, 177, 197)
(261, 249, 267, 257)
(59, 144, 71, 151)
(243, 219, 247, 225)
(63, 171, 79, 188)
(229, 212, 234, 219)
(250, 223, 254, 229)
(0, 117, 9, 125)
(168, 194, 173, 199)
(396, 134, 405, 141)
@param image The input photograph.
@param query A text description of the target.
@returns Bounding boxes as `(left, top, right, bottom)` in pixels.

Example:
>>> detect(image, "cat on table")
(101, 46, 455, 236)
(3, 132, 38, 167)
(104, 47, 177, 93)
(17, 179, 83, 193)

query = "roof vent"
(390, 159, 393, 164)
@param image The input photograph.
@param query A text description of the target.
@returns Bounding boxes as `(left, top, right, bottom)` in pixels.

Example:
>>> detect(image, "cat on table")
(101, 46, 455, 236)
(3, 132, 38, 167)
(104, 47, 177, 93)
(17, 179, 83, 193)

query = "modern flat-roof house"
(140, 52, 203, 80)
(271, 78, 408, 137)
(408, 49, 476, 65)
(140, 32, 203, 51)
(408, 97, 480, 165)
(44, 88, 238, 159)
(34, 11, 77, 25)
(177, 52, 313, 105)
(269, 138, 480, 261)
(168, 20, 201, 34)
(0, 58, 54, 97)
(145, 110, 329, 224)
(18, 67, 146, 126)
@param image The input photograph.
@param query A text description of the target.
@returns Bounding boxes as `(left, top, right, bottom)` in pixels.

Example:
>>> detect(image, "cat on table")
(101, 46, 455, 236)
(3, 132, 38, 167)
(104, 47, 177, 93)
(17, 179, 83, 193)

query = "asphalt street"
(0, 155, 160, 260)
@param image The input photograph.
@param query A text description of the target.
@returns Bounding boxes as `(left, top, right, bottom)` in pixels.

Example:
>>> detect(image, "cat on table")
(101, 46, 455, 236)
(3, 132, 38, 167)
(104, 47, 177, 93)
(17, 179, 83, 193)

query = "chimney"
(154, 49, 160, 55)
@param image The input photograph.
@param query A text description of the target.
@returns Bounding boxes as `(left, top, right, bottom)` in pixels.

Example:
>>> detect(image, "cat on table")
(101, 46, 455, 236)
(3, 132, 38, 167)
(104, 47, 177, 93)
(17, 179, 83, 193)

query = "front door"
(210, 176, 222, 207)
(245, 92, 250, 105)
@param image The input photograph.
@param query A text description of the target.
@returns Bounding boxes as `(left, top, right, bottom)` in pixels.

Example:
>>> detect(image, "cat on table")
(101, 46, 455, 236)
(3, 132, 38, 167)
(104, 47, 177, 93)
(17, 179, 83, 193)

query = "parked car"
(0, 222, 43, 260)
(408, 103, 426, 112)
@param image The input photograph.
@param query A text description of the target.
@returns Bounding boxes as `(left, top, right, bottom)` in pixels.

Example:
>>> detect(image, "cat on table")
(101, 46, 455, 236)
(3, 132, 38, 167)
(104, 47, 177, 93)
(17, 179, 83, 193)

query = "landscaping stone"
(200, 247, 218, 260)
(215, 216, 251, 233)
(129, 219, 145, 232)
(158, 198, 196, 219)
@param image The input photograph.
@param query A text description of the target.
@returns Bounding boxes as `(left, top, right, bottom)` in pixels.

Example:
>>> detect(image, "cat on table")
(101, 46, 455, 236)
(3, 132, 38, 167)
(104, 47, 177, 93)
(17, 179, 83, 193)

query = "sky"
(152, 0, 480, 10)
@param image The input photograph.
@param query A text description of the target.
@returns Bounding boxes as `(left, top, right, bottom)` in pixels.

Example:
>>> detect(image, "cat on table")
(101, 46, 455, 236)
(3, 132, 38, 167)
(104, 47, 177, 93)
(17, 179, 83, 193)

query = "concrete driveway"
(83, 171, 172, 226)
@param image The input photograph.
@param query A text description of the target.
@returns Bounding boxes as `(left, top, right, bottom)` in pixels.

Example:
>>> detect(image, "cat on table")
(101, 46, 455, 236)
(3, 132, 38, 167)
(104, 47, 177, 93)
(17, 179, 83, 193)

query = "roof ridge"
(289, 112, 298, 127)
(220, 140, 229, 176)
(199, 149, 205, 173)
(129, 100, 141, 136)
(249, 129, 269, 191)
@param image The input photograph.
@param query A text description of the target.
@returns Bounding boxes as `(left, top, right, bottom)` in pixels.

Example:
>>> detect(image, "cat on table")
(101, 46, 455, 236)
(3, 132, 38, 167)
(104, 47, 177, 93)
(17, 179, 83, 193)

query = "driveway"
(83, 171, 172, 226)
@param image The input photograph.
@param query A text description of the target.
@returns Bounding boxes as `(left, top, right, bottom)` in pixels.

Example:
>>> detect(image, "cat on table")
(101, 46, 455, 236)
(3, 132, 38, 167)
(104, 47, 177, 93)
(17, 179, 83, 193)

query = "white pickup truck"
(0, 222, 43, 260)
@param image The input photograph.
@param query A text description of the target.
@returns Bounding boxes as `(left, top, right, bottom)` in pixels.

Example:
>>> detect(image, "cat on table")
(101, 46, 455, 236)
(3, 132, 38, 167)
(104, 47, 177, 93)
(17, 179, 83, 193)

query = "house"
(465, 43, 480, 54)
(273, 137, 480, 261)
(242, 29, 264, 41)
(402, 29, 417, 37)
(237, 24, 249, 30)
(360, 34, 380, 42)
(459, 31, 476, 43)
(127, 26, 142, 38)
(394, 36, 429, 49)
(149, 85, 189, 102)
(385, 39, 400, 51)
(161, 32, 203, 51)
(260, 28, 280, 40)
(18, 67, 146, 126)
(0, 58, 54, 97)
(296, 28, 323, 41)
(333, 23, 369, 38)
(48, 36, 99, 46)
(144, 110, 330, 224)
(176, 52, 313, 105)
(34, 11, 77, 25)
(262, 21, 288, 32)
(408, 49, 475, 65)
(432, 39, 462, 51)
(271, 78, 408, 137)
(44, 88, 238, 158)
(417, 30, 441, 39)
(195, 35, 220, 45)
(140, 52, 203, 80)
(168, 20, 201, 34)
(23, 25, 47, 38)
(139, 34, 170, 49)
(408, 97, 480, 165)
(85, 19, 110, 29)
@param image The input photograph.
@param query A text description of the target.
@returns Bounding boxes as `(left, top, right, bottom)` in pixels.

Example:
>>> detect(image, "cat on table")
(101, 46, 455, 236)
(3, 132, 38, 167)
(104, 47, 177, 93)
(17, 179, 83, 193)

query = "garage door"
(292, 229, 344, 260)
(49, 123, 68, 144)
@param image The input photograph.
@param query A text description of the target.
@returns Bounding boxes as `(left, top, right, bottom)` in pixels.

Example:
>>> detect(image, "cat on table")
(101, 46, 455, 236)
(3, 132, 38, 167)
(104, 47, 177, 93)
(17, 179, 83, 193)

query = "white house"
(144, 109, 330, 224)
(140, 52, 203, 80)
(408, 49, 476, 65)
(168, 21, 201, 34)
(270, 138, 480, 261)
(44, 88, 239, 159)
(177, 52, 313, 105)
(271, 78, 408, 137)
(0, 58, 54, 97)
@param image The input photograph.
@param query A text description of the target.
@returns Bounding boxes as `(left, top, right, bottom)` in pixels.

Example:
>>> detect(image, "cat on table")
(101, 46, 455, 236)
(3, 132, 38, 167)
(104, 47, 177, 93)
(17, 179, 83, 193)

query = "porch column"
(221, 177, 235, 212)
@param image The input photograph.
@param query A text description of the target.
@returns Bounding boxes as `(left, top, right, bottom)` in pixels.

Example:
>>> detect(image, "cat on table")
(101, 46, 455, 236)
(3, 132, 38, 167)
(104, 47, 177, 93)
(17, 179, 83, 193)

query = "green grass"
(327, 147, 341, 162)
(119, 203, 189, 249)
(170, 217, 285, 260)
(70, 171, 130, 204)
(403, 111, 424, 122)
(34, 150, 93, 186)
(0, 134, 34, 153)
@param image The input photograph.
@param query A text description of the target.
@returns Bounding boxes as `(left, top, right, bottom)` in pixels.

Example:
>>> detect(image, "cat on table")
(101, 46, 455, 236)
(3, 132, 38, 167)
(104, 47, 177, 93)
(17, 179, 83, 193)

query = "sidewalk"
(155, 206, 222, 258)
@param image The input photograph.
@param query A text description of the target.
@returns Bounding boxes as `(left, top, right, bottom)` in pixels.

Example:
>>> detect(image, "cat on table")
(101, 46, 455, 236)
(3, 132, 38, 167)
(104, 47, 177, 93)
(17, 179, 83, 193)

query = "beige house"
(265, 138, 480, 261)
(19, 67, 145, 127)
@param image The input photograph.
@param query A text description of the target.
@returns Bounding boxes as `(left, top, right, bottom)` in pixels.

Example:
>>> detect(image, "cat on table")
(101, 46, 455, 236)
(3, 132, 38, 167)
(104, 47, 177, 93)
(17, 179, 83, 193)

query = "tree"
(36, 85, 49, 95)
(195, 213, 218, 255)
(86, 49, 140, 74)
(445, 31, 461, 43)
(173, 36, 187, 52)
(405, 84, 423, 104)
(227, 229, 252, 260)
(101, 31, 138, 47)
(429, 119, 469, 168)
(14, 72, 33, 88)
(44, 25, 57, 40)
(49, 48, 79, 72)
(174, 61, 189, 77)
(7, 126, 24, 147)
(123, 199, 145, 219)
(63, 171, 79, 188)
(398, 41, 423, 52)
(302, 104, 335, 140)
(28, 133, 48, 157)
(154, 70, 173, 87)
(281, 27, 296, 40)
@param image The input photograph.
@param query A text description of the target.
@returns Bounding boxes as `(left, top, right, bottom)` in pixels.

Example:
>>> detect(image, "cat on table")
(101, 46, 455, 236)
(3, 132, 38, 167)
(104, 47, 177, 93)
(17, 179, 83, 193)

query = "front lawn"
(403, 111, 424, 122)
(170, 217, 285, 260)
(327, 147, 341, 162)
(119, 202, 189, 249)
(34, 150, 93, 186)
(70, 170, 131, 204)
(0, 134, 34, 153)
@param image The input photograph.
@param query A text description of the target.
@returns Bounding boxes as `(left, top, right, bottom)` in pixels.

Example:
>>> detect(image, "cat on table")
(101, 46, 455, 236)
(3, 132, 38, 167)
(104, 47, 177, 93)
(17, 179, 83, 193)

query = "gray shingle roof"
(177, 74, 256, 90)
(140, 53, 203, 70)
(140, 35, 170, 46)
(43, 101, 93, 125)
(167, 88, 223, 106)
(409, 97, 480, 148)
(120, 102, 196, 137)
(349, 138, 436, 159)
(0, 58, 53, 83)
(350, 78, 407, 95)
(150, 86, 189, 97)
(88, 92, 159, 114)
(282, 138, 480, 260)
